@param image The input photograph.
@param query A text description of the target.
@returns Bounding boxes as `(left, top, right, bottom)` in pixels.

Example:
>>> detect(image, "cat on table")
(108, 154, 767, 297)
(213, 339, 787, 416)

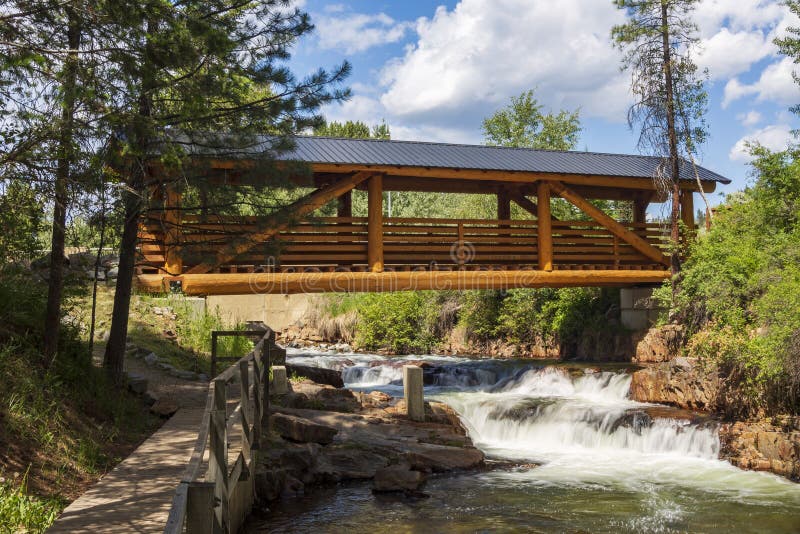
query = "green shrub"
(0, 475, 63, 534)
(675, 146, 800, 416)
(355, 292, 439, 353)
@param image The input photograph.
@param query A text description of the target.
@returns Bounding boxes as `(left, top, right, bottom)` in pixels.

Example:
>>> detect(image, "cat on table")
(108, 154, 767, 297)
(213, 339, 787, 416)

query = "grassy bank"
(0, 269, 161, 533)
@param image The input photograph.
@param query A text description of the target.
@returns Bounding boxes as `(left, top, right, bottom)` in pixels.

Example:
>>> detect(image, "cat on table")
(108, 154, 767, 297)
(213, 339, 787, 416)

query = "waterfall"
(447, 367, 719, 459)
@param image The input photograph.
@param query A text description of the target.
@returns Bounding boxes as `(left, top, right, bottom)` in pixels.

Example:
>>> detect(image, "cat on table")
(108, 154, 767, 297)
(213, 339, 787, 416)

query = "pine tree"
(100, 0, 350, 382)
(612, 0, 708, 278)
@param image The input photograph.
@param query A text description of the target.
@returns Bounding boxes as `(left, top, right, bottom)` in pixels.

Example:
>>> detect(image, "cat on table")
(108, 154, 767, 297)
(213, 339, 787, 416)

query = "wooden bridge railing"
(138, 216, 670, 274)
(163, 325, 285, 534)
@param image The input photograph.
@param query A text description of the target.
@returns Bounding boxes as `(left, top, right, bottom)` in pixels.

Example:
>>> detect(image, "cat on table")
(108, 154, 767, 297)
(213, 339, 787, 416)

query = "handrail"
(164, 324, 284, 534)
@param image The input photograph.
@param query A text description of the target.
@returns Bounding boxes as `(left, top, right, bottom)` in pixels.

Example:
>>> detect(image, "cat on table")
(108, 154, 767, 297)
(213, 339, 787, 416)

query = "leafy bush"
(675, 147, 800, 416)
(354, 292, 439, 353)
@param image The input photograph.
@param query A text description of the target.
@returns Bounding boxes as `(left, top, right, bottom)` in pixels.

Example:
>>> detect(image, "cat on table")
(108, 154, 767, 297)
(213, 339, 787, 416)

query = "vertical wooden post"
(497, 189, 511, 223)
(537, 182, 553, 271)
(272, 366, 288, 395)
(403, 365, 424, 422)
(209, 379, 228, 533)
(633, 195, 648, 239)
(456, 222, 465, 269)
(164, 184, 182, 275)
(681, 190, 695, 232)
(367, 175, 383, 272)
(337, 190, 352, 218)
(186, 482, 216, 534)
(239, 360, 252, 464)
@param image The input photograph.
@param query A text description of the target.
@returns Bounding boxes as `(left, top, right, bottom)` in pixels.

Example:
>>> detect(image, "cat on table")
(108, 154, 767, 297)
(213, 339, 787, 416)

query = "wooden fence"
(163, 324, 286, 534)
(139, 215, 670, 273)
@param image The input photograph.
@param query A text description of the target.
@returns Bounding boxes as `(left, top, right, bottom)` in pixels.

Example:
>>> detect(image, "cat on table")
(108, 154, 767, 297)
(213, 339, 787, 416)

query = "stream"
(253, 350, 800, 533)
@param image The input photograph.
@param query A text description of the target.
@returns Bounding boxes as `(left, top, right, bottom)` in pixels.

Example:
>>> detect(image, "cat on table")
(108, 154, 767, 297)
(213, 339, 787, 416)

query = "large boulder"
(628, 359, 719, 411)
(373, 465, 425, 492)
(272, 412, 338, 444)
(286, 364, 344, 388)
(406, 444, 484, 472)
(633, 325, 684, 363)
(720, 418, 800, 480)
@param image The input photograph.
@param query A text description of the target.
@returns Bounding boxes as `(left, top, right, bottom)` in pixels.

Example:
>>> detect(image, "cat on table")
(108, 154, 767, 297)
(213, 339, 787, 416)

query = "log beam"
(537, 182, 553, 271)
(548, 180, 670, 267)
(337, 190, 352, 218)
(367, 175, 384, 272)
(137, 270, 671, 295)
(163, 185, 182, 275)
(186, 171, 374, 274)
(681, 190, 695, 231)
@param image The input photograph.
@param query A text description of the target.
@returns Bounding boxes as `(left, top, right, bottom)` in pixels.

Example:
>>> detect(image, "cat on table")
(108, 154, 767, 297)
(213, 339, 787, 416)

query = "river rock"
(373, 465, 425, 492)
(126, 373, 148, 395)
(290, 381, 360, 413)
(150, 399, 179, 417)
(272, 413, 338, 444)
(628, 360, 719, 411)
(720, 418, 800, 480)
(144, 352, 159, 366)
(406, 444, 484, 472)
(314, 445, 389, 481)
(286, 364, 344, 388)
(633, 325, 684, 363)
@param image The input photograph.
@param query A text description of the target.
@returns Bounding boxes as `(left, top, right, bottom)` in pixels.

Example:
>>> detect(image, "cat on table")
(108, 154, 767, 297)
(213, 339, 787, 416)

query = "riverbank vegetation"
(311, 287, 624, 357)
(668, 147, 800, 417)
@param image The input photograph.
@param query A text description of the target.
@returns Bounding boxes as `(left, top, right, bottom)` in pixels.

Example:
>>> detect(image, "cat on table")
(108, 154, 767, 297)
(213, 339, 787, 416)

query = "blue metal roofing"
(282, 136, 730, 184)
(178, 134, 731, 184)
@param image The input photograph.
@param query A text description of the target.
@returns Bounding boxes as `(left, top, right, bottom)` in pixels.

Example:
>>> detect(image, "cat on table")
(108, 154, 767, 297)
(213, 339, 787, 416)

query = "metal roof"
(179, 134, 731, 184)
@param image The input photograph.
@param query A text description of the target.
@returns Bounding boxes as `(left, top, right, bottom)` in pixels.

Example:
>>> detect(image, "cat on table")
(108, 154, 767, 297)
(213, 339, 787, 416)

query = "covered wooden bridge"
(136, 136, 729, 295)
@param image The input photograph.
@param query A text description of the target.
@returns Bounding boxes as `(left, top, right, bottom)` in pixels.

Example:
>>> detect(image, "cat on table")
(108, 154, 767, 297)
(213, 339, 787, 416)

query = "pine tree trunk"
(103, 17, 156, 384)
(661, 1, 682, 280)
(103, 175, 143, 381)
(43, 5, 81, 366)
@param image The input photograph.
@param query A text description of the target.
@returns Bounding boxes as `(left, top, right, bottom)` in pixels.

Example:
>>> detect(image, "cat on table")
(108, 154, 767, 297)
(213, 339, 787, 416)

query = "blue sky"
(288, 0, 800, 206)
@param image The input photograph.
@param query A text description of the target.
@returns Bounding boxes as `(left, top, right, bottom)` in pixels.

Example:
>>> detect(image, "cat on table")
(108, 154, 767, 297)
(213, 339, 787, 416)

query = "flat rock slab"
(373, 465, 425, 492)
(273, 412, 339, 444)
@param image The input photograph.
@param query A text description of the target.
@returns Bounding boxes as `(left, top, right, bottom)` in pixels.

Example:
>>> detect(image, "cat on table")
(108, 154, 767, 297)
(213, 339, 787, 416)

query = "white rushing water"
(286, 349, 800, 511)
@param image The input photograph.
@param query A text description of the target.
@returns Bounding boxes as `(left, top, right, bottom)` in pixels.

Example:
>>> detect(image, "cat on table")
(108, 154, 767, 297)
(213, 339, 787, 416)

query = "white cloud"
(729, 123, 794, 161)
(694, 27, 775, 79)
(379, 0, 630, 123)
(315, 12, 413, 54)
(723, 57, 798, 108)
(737, 110, 763, 127)
(694, 0, 785, 35)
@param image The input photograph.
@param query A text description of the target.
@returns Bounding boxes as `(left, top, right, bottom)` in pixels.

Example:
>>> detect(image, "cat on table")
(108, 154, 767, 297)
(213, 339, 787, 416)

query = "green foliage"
(0, 474, 63, 534)
(314, 120, 390, 139)
(0, 182, 45, 261)
(354, 292, 439, 353)
(482, 90, 581, 150)
(612, 0, 707, 189)
(775, 0, 800, 116)
(675, 146, 800, 415)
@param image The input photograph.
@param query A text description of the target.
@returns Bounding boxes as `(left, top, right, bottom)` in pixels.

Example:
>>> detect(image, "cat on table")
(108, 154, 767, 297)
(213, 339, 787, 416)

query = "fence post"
(239, 360, 252, 466)
(252, 351, 263, 452)
(272, 366, 288, 395)
(262, 342, 271, 435)
(186, 481, 215, 534)
(208, 379, 228, 533)
(210, 332, 219, 378)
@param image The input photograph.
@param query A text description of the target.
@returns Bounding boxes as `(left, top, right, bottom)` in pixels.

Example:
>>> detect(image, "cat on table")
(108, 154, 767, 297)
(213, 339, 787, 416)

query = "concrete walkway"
(50, 348, 210, 533)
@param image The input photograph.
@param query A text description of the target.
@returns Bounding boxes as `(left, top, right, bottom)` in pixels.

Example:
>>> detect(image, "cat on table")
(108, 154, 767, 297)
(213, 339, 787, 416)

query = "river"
(253, 350, 800, 533)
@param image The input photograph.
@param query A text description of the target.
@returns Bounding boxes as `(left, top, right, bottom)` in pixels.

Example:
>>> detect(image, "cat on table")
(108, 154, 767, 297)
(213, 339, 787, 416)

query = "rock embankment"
(256, 379, 484, 501)
(719, 418, 800, 480)
(628, 357, 720, 411)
